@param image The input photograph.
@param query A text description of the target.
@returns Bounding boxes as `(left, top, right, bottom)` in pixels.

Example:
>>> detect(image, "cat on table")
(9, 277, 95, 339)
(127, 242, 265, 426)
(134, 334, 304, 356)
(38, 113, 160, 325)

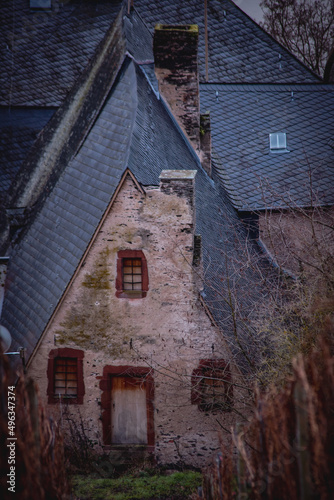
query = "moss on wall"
(54, 246, 138, 357)
(82, 247, 111, 289)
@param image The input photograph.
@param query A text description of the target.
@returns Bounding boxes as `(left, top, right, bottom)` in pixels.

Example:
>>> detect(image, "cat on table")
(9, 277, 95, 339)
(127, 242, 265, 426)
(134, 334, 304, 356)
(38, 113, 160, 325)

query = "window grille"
(123, 258, 143, 291)
(191, 360, 233, 412)
(116, 250, 148, 298)
(54, 357, 78, 397)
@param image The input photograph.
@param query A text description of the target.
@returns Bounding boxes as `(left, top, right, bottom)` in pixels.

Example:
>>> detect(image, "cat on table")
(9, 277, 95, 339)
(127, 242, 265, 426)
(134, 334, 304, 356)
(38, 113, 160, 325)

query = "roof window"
(269, 132, 289, 153)
(30, 0, 52, 10)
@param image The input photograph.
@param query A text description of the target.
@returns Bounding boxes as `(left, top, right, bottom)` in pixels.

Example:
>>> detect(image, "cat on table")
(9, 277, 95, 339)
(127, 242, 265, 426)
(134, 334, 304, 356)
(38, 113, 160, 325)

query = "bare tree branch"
(260, 0, 334, 76)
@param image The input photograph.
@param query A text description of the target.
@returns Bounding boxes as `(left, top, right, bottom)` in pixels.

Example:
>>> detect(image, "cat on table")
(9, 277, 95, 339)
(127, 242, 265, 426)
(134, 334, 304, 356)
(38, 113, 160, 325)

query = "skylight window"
(269, 132, 289, 153)
(30, 0, 51, 10)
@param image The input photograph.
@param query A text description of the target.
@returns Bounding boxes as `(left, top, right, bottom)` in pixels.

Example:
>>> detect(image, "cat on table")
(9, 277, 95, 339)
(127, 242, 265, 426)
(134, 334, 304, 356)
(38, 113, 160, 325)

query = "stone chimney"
(159, 170, 202, 277)
(153, 25, 200, 151)
(159, 170, 197, 209)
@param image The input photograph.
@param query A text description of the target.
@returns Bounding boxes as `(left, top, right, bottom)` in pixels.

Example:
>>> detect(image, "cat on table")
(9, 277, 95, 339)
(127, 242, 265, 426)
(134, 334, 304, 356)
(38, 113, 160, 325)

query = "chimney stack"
(153, 25, 200, 151)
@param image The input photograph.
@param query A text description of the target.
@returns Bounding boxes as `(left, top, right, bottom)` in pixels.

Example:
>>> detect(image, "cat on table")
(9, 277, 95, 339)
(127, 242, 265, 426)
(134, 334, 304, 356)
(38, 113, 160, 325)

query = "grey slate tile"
(134, 0, 319, 84)
(200, 83, 334, 210)
(1, 60, 137, 361)
(0, 0, 122, 106)
(0, 108, 55, 196)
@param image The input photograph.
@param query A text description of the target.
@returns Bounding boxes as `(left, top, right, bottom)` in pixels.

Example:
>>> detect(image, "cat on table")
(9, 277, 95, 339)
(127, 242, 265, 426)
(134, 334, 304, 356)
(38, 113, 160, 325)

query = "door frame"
(98, 366, 155, 448)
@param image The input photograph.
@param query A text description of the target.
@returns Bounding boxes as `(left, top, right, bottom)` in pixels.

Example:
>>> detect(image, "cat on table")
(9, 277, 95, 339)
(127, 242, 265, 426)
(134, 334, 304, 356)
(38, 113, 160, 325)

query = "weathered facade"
(1, 0, 333, 470)
(28, 171, 240, 466)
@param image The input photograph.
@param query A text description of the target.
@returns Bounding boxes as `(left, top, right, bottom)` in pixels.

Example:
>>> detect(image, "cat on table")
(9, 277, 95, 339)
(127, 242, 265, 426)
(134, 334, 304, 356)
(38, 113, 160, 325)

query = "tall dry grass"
(202, 338, 334, 499)
(0, 353, 69, 500)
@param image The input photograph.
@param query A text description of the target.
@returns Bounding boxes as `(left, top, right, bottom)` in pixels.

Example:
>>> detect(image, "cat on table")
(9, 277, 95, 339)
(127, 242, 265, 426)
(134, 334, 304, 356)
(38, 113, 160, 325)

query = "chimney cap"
(155, 24, 198, 33)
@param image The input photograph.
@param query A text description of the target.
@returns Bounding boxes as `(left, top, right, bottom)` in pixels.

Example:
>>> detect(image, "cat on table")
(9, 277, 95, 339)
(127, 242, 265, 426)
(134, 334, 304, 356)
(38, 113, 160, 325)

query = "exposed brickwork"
(28, 172, 244, 467)
(154, 25, 200, 150)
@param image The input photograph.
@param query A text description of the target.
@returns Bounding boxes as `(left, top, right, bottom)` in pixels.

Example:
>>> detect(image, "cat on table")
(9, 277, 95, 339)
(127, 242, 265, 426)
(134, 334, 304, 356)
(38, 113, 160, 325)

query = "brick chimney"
(153, 25, 200, 151)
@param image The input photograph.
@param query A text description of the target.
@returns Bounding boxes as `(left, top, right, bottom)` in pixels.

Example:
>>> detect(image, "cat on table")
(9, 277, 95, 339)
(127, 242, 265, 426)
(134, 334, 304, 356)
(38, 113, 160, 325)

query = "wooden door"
(111, 377, 148, 444)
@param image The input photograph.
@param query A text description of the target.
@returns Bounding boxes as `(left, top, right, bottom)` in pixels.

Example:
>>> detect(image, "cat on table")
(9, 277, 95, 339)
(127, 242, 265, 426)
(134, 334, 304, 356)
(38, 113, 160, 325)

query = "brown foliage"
(202, 338, 334, 499)
(0, 353, 70, 500)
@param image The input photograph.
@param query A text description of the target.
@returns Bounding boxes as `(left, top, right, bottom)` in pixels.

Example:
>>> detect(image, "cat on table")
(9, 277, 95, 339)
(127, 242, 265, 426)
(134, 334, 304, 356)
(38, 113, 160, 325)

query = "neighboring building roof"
(0, 0, 122, 107)
(134, 0, 320, 83)
(1, 57, 271, 373)
(0, 108, 55, 198)
(200, 83, 334, 210)
(0, 0, 320, 111)
(0, 5, 152, 207)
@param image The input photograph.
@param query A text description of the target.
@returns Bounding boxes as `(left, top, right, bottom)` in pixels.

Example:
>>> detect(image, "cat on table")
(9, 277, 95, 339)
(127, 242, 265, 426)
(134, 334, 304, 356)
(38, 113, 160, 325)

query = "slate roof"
(0, 1, 329, 374)
(1, 59, 137, 362)
(200, 83, 334, 210)
(0, 108, 55, 198)
(134, 0, 320, 83)
(0, 0, 122, 107)
(0, 0, 322, 202)
(0, 0, 320, 111)
(1, 57, 272, 372)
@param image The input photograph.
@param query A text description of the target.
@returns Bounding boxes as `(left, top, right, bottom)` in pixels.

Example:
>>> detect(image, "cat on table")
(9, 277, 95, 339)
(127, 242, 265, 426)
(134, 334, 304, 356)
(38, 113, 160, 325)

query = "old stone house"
(0, 0, 333, 466)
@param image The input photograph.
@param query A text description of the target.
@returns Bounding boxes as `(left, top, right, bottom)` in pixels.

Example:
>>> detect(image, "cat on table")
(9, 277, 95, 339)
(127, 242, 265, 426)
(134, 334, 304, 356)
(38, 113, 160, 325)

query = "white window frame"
(269, 132, 289, 152)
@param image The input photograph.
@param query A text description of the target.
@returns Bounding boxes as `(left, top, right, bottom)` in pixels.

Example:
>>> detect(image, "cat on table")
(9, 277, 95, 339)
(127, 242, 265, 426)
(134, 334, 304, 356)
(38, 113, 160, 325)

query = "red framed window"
(191, 360, 233, 412)
(116, 250, 149, 298)
(47, 348, 85, 404)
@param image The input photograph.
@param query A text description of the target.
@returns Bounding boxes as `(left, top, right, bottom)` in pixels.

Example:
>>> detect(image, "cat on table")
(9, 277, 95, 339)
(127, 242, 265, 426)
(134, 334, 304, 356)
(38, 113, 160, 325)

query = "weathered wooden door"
(111, 377, 148, 444)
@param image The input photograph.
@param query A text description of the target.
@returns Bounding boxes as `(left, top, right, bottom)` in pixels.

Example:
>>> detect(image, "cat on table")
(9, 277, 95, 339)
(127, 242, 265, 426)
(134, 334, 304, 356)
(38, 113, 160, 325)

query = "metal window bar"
(201, 371, 228, 409)
(123, 258, 142, 291)
(54, 357, 78, 397)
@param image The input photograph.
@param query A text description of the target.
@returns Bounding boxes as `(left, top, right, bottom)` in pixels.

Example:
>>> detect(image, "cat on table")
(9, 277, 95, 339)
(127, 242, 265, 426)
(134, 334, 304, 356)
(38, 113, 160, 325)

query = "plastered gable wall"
(28, 173, 239, 466)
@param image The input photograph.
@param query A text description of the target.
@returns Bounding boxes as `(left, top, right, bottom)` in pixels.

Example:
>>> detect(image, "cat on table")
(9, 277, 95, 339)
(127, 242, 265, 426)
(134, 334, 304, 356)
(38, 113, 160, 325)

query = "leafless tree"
(260, 0, 334, 76)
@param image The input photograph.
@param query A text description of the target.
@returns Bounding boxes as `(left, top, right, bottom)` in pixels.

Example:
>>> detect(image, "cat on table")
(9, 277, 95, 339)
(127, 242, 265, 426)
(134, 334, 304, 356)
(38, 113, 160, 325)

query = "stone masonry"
(28, 170, 240, 467)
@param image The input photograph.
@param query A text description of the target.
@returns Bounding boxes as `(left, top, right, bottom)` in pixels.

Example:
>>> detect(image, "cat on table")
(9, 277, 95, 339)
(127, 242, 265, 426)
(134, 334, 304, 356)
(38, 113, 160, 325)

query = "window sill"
(103, 444, 155, 453)
(48, 395, 83, 405)
(116, 291, 147, 299)
(198, 403, 233, 413)
(270, 149, 290, 154)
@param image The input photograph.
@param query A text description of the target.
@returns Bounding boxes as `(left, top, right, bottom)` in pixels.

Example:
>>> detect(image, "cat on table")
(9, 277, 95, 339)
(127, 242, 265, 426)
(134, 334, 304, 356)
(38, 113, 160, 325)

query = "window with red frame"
(54, 357, 78, 397)
(47, 348, 85, 404)
(116, 250, 149, 298)
(191, 360, 233, 412)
